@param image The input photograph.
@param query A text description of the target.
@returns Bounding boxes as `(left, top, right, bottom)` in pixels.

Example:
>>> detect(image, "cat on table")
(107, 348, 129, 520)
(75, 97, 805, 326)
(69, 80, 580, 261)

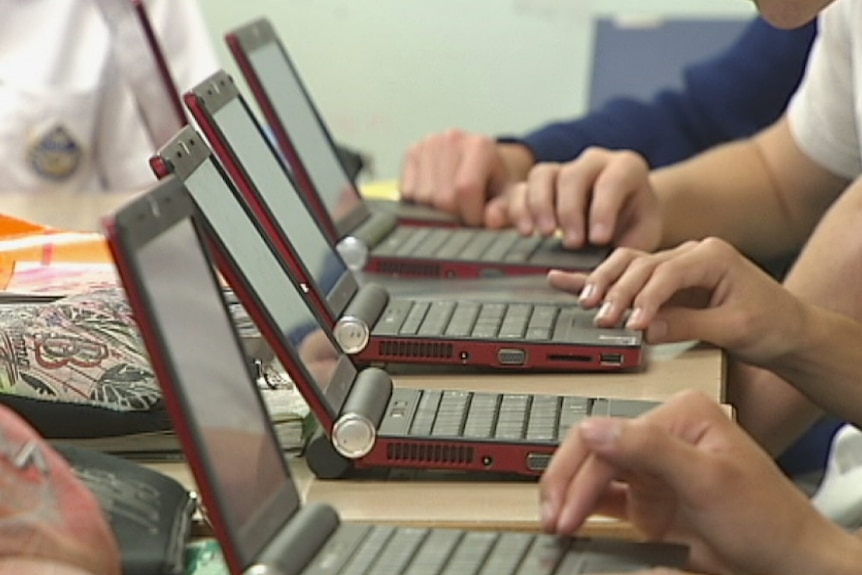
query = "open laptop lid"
(182, 71, 359, 321)
(104, 176, 298, 574)
(151, 126, 369, 435)
(93, 0, 187, 147)
(225, 18, 371, 239)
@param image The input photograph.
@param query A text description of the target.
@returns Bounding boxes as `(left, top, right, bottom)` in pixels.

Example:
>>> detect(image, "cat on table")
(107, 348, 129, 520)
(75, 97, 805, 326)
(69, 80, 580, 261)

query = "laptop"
(213, 35, 609, 278)
(93, 0, 187, 147)
(104, 177, 688, 575)
(151, 125, 643, 372)
(148, 128, 654, 479)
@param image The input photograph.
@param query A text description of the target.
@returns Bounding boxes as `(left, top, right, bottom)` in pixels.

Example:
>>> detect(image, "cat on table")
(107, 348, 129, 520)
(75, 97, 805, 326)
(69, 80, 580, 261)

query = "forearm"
(652, 118, 847, 260)
(730, 179, 862, 452)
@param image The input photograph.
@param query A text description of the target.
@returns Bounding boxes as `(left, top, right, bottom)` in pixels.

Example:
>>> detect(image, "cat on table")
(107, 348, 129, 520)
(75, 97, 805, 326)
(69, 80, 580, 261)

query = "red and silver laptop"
(108, 172, 656, 480)
(151, 126, 643, 372)
(196, 53, 607, 278)
(104, 176, 687, 574)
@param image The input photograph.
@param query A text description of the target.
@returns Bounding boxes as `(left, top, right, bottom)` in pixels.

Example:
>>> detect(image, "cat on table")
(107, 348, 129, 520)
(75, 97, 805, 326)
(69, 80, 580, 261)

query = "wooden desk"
(151, 344, 724, 539)
(305, 344, 723, 537)
(3, 190, 726, 537)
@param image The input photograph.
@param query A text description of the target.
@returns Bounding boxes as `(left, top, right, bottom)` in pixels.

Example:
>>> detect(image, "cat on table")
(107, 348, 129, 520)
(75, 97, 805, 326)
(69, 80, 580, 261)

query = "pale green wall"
(199, 0, 756, 180)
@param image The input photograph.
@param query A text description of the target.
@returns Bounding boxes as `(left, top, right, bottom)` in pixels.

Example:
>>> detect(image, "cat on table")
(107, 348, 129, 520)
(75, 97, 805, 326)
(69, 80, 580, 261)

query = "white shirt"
(787, 0, 862, 180)
(0, 0, 218, 194)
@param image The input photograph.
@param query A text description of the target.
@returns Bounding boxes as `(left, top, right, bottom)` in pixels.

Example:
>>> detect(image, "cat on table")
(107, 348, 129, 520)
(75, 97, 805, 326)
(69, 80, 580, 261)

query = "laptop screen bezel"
(226, 17, 372, 240)
(183, 70, 360, 322)
(104, 177, 300, 573)
(150, 126, 357, 428)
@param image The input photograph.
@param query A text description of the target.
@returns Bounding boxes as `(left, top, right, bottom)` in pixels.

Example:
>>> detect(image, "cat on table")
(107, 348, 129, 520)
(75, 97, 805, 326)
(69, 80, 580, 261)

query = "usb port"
(600, 353, 624, 366)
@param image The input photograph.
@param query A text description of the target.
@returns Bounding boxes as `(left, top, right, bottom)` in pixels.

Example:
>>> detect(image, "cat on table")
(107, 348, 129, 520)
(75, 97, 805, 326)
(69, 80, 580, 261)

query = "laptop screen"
(245, 41, 364, 229)
(210, 96, 354, 315)
(132, 207, 294, 562)
(182, 151, 354, 418)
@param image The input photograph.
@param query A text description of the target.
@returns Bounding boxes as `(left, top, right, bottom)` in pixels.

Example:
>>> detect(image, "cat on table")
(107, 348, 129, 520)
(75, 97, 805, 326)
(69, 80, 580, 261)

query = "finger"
(525, 164, 562, 236)
(578, 247, 648, 309)
(588, 151, 650, 245)
(432, 131, 462, 214)
(400, 142, 421, 200)
(456, 136, 498, 226)
(506, 182, 534, 236)
(414, 136, 441, 204)
(485, 193, 512, 229)
(547, 269, 590, 296)
(554, 157, 599, 248)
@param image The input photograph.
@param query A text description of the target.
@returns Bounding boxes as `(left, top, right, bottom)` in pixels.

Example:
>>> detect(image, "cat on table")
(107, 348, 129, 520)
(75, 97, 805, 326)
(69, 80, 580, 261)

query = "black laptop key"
(498, 304, 532, 339)
(462, 392, 500, 439)
(479, 232, 519, 262)
(455, 230, 497, 261)
(400, 301, 431, 335)
(372, 226, 418, 257)
(514, 535, 568, 575)
(339, 525, 397, 575)
(412, 228, 455, 258)
(410, 390, 443, 436)
(557, 396, 590, 439)
(432, 390, 470, 436)
(442, 531, 499, 574)
(504, 235, 543, 262)
(418, 301, 457, 337)
(494, 394, 530, 440)
(477, 532, 535, 575)
(396, 227, 433, 257)
(551, 308, 580, 342)
(403, 529, 464, 575)
(444, 301, 481, 337)
(435, 229, 479, 260)
(369, 527, 430, 575)
(526, 396, 561, 442)
(374, 300, 415, 336)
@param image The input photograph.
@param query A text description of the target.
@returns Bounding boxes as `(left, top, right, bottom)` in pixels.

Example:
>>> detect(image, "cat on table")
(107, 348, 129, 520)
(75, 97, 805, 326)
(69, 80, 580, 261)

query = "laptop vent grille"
(375, 261, 442, 277)
(377, 340, 454, 358)
(386, 441, 475, 465)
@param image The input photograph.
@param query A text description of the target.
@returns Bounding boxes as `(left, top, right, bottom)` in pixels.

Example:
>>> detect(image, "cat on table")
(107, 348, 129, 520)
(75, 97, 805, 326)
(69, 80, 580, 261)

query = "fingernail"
(579, 419, 622, 448)
(596, 300, 614, 321)
(579, 283, 595, 302)
(626, 307, 643, 328)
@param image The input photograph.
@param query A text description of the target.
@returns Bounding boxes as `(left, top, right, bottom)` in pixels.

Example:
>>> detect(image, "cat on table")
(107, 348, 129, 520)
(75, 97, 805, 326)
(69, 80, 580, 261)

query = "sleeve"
(506, 17, 816, 168)
(787, 3, 861, 180)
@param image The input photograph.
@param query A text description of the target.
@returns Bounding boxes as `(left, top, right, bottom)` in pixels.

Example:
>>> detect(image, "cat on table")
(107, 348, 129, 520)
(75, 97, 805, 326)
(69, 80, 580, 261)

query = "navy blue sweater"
(515, 18, 816, 168)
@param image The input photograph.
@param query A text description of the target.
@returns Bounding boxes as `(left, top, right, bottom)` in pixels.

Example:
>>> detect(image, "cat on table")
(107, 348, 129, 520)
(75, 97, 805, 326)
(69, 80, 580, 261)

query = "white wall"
(199, 0, 756, 180)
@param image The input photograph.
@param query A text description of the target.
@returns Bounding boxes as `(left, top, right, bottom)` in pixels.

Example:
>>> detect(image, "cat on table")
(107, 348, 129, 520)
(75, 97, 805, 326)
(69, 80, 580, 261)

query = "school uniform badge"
(27, 124, 83, 181)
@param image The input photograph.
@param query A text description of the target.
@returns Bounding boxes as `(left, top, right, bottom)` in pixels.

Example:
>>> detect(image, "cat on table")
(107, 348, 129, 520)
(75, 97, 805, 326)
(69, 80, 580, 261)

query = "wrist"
(495, 141, 535, 184)
(786, 522, 862, 575)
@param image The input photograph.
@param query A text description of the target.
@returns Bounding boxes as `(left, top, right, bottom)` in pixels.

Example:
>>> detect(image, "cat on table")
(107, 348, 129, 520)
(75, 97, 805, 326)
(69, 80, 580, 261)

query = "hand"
(547, 238, 809, 366)
(488, 148, 662, 250)
(0, 406, 120, 575)
(400, 130, 532, 226)
(539, 390, 862, 575)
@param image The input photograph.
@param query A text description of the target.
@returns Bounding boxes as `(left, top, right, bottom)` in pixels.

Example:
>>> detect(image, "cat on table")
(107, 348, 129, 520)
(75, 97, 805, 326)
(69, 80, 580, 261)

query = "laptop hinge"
(336, 211, 398, 270)
(333, 283, 389, 354)
(247, 502, 340, 575)
(331, 367, 394, 459)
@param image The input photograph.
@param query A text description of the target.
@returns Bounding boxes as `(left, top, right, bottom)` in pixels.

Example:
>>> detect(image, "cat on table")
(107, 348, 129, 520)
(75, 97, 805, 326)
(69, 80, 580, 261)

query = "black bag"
(54, 444, 196, 575)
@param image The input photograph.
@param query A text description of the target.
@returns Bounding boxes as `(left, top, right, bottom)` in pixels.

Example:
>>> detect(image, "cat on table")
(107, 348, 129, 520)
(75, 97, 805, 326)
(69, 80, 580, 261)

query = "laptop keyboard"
(373, 227, 551, 263)
(408, 390, 599, 442)
(305, 524, 616, 574)
(374, 300, 577, 342)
